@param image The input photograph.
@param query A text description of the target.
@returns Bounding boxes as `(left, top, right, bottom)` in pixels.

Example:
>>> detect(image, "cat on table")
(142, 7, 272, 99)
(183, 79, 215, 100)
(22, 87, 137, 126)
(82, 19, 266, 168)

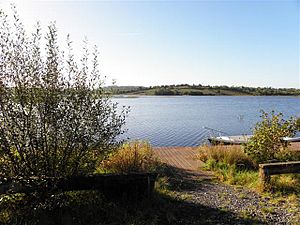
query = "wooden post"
(259, 166, 270, 188)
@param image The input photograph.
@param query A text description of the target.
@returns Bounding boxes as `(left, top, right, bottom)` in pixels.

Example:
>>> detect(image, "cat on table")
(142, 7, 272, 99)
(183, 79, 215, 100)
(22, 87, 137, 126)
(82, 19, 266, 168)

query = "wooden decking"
(290, 142, 300, 151)
(153, 146, 214, 180)
(153, 143, 300, 177)
(153, 147, 202, 171)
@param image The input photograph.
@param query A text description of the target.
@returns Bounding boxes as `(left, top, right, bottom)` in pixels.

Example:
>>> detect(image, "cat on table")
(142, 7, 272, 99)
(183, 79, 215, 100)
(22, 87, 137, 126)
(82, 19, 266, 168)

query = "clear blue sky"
(1, 0, 299, 88)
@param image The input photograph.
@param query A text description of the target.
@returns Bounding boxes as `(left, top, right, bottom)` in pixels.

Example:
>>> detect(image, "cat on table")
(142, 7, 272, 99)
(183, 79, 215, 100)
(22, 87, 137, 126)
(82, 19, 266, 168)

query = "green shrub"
(0, 6, 128, 178)
(244, 111, 299, 163)
(98, 141, 159, 174)
(296, 117, 300, 130)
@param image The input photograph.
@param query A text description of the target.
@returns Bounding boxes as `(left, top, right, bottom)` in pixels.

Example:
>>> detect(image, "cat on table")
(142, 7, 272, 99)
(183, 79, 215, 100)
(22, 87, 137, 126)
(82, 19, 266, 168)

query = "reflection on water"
(115, 96, 300, 147)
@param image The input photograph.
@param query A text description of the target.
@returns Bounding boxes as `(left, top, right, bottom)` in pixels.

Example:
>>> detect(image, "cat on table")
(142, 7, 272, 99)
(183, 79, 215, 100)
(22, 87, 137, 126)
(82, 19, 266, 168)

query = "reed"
(198, 145, 256, 169)
(98, 141, 160, 174)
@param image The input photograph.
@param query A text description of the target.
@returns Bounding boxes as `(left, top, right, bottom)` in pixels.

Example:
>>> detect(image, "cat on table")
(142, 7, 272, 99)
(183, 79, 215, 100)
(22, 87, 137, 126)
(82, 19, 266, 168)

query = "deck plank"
(153, 147, 213, 179)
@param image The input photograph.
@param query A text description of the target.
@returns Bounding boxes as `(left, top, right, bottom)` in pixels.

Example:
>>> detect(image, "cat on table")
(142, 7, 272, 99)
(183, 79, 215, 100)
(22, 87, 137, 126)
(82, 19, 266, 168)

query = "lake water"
(115, 96, 300, 147)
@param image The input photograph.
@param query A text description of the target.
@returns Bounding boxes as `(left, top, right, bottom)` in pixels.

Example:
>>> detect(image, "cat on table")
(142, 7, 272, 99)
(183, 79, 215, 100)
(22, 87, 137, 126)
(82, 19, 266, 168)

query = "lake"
(116, 96, 300, 147)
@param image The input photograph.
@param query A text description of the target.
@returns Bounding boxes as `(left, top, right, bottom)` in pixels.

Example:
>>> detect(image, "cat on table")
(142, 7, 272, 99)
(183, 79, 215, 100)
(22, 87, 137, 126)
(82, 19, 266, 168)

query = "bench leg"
(259, 168, 270, 190)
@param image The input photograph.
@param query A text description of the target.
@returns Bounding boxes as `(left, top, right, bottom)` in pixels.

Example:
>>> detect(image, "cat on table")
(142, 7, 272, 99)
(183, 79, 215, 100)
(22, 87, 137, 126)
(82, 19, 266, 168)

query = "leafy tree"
(0, 6, 128, 178)
(154, 88, 176, 95)
(244, 111, 299, 163)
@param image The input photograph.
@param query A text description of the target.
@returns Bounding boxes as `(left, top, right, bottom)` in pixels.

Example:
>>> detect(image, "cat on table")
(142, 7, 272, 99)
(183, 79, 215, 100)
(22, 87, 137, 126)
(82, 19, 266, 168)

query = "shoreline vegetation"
(107, 84, 300, 96)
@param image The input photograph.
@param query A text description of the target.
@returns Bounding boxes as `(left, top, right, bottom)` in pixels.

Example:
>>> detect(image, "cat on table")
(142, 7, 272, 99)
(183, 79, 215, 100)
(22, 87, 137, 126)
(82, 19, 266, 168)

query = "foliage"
(198, 145, 259, 187)
(154, 88, 179, 95)
(198, 145, 256, 169)
(0, 6, 128, 178)
(98, 141, 159, 174)
(205, 159, 259, 187)
(296, 117, 300, 130)
(112, 84, 300, 96)
(0, 175, 271, 225)
(270, 174, 300, 194)
(208, 159, 300, 195)
(200, 145, 300, 195)
(244, 111, 299, 163)
(0, 177, 186, 224)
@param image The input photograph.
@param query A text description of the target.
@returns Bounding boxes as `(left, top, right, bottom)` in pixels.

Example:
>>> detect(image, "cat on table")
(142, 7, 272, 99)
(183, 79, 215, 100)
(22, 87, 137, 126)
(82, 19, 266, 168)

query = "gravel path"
(164, 169, 299, 225)
(154, 147, 300, 225)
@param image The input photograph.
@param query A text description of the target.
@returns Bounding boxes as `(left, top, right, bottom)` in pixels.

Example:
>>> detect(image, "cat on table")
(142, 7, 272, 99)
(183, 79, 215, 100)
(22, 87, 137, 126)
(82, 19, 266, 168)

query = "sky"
(1, 0, 299, 88)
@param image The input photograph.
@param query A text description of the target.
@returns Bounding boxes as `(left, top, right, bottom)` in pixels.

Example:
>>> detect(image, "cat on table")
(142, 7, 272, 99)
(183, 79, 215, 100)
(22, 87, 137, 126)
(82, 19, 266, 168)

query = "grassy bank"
(0, 182, 180, 225)
(198, 145, 300, 195)
(198, 145, 300, 223)
(0, 142, 270, 225)
(0, 171, 271, 225)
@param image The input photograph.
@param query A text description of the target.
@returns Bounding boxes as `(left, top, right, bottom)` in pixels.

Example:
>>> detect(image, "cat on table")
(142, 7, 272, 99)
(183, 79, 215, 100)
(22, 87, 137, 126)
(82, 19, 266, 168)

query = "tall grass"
(204, 159, 259, 187)
(198, 145, 300, 195)
(198, 145, 259, 188)
(270, 174, 300, 194)
(98, 141, 160, 174)
(198, 145, 256, 169)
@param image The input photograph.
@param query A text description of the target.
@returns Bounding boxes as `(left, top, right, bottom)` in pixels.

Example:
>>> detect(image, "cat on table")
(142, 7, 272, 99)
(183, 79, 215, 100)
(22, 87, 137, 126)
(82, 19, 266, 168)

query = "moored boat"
(208, 135, 252, 145)
(204, 127, 300, 145)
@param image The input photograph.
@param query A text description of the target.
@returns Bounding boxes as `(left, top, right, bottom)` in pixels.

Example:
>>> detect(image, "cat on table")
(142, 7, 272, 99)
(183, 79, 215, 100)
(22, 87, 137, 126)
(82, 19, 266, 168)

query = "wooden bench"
(259, 161, 300, 187)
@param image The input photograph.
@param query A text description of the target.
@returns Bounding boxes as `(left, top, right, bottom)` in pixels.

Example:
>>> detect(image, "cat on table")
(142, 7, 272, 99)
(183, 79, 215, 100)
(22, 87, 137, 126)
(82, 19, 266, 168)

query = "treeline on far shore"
(108, 84, 300, 96)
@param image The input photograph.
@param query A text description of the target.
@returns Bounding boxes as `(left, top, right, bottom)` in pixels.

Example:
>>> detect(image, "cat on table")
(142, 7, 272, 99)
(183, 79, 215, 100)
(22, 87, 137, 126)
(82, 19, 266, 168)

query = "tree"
(0, 6, 128, 178)
(244, 111, 299, 163)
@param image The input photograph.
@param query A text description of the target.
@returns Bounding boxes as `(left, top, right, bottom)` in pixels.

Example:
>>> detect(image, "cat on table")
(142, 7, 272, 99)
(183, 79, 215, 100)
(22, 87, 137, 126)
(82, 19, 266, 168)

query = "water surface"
(116, 96, 300, 146)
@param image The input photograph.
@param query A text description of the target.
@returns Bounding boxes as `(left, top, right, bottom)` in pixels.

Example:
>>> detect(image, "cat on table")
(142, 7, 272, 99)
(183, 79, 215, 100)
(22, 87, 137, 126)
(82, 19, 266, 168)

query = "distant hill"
(107, 84, 300, 96)
(105, 86, 145, 93)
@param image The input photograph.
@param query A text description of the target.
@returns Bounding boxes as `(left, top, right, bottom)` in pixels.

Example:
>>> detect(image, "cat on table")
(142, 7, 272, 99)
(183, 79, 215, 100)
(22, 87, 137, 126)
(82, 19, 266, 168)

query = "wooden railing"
(259, 161, 300, 187)
(0, 173, 158, 198)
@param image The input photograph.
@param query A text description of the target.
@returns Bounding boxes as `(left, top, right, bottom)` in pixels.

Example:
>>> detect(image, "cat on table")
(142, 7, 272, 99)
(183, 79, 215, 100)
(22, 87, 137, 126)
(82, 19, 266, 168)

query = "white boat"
(204, 127, 300, 145)
(282, 136, 300, 142)
(208, 135, 252, 145)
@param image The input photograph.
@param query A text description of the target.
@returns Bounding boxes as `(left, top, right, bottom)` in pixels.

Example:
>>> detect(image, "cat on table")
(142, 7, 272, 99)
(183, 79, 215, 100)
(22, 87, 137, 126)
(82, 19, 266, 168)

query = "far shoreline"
(112, 94, 300, 98)
(108, 84, 300, 97)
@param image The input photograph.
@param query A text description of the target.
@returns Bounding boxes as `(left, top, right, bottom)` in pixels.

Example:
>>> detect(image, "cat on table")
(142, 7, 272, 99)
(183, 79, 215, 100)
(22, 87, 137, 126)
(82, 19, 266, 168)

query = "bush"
(296, 117, 300, 129)
(98, 141, 159, 173)
(198, 145, 256, 169)
(0, 6, 128, 178)
(244, 111, 299, 163)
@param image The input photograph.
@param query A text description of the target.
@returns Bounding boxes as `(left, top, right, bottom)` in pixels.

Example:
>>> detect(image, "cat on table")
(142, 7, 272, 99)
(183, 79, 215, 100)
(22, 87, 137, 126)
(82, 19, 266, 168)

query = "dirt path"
(153, 147, 300, 225)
